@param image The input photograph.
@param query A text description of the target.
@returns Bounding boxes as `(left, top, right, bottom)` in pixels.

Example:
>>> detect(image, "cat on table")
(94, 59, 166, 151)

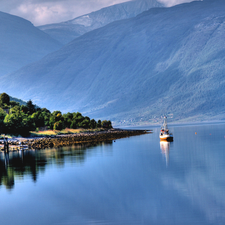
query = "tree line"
(0, 93, 112, 136)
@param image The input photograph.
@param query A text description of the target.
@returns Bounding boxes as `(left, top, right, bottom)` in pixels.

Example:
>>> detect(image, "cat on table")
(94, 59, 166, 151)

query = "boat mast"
(163, 116, 168, 130)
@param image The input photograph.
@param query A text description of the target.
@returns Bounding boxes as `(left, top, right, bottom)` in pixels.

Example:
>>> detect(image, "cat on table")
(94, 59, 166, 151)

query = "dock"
(0, 137, 28, 152)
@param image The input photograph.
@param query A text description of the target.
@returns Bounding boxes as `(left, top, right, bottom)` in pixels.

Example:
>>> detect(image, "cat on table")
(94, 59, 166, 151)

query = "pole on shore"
(4, 136, 9, 153)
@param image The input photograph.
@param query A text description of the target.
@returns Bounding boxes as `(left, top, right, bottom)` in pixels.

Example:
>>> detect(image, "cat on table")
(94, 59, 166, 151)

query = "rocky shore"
(3, 129, 150, 150)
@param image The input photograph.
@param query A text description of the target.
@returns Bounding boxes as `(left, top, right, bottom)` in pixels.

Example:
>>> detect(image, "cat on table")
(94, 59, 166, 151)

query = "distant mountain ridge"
(1, 0, 225, 124)
(0, 11, 62, 77)
(38, 0, 165, 44)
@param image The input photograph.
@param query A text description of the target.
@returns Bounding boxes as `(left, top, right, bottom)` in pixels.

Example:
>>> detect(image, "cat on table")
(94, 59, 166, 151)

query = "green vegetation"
(0, 93, 112, 136)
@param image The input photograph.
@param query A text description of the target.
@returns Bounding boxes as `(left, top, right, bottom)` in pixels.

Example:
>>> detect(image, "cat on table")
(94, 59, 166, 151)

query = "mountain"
(0, 11, 62, 77)
(1, 0, 225, 125)
(38, 0, 165, 44)
(9, 96, 27, 106)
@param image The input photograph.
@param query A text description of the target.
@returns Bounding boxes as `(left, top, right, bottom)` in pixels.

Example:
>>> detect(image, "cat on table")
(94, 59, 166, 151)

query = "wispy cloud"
(0, 0, 194, 26)
(2, 0, 130, 25)
(158, 0, 196, 7)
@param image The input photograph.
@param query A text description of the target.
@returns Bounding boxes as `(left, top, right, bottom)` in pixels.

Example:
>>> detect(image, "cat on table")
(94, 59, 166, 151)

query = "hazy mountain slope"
(0, 11, 62, 77)
(1, 0, 225, 124)
(38, 0, 164, 44)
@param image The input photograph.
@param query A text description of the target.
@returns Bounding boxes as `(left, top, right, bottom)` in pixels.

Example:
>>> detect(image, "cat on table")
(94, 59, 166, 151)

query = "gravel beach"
(1, 129, 150, 150)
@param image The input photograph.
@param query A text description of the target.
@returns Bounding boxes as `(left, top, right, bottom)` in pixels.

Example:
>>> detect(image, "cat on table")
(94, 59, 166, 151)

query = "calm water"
(1, 123, 225, 225)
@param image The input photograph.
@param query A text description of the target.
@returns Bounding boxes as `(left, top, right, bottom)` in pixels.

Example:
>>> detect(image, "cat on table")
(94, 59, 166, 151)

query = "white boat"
(159, 116, 173, 141)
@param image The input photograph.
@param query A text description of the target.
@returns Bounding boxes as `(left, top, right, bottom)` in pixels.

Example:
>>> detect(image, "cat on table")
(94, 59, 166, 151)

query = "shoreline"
(1, 129, 151, 151)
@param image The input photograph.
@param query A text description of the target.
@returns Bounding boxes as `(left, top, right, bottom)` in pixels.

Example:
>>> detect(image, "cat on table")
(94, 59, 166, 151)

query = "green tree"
(70, 120, 77, 129)
(101, 120, 112, 128)
(20, 105, 28, 114)
(49, 111, 64, 129)
(10, 101, 20, 107)
(41, 108, 51, 114)
(97, 120, 102, 128)
(41, 109, 51, 127)
(63, 112, 73, 128)
(31, 111, 45, 128)
(3, 105, 34, 136)
(90, 119, 97, 129)
(4, 109, 23, 135)
(22, 115, 35, 134)
(0, 93, 10, 106)
(53, 121, 63, 130)
(72, 112, 84, 128)
(0, 108, 6, 133)
(79, 117, 90, 129)
(26, 100, 36, 115)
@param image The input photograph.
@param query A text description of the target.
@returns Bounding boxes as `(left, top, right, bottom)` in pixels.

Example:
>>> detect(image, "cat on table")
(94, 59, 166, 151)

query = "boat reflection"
(160, 140, 170, 167)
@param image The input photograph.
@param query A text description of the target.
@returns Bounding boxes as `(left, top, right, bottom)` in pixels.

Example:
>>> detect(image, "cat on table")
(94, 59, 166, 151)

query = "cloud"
(10, 2, 72, 25)
(0, 0, 194, 26)
(158, 0, 195, 7)
(1, 0, 131, 26)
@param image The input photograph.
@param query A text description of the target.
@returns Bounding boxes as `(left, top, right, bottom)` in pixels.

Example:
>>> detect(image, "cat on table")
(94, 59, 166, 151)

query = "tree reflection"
(0, 141, 113, 189)
(0, 150, 46, 189)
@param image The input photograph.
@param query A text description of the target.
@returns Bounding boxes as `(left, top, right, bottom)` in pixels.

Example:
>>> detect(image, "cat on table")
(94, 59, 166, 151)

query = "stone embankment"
(4, 129, 150, 150)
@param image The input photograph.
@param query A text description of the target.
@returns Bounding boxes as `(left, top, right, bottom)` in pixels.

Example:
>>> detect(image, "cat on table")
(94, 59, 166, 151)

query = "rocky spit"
(1, 129, 150, 151)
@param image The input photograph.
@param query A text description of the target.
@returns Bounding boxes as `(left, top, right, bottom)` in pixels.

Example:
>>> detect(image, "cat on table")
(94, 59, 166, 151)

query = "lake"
(0, 123, 225, 225)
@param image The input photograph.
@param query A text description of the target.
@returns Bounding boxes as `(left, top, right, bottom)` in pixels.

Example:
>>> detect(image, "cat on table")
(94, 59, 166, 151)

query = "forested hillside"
(0, 93, 112, 136)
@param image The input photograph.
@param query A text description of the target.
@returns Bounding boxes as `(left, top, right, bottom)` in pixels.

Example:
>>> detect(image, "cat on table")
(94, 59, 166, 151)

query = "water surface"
(0, 123, 225, 225)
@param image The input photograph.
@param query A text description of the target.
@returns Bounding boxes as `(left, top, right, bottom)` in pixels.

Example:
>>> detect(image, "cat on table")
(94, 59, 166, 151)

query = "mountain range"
(1, 0, 225, 125)
(0, 11, 62, 77)
(38, 0, 165, 44)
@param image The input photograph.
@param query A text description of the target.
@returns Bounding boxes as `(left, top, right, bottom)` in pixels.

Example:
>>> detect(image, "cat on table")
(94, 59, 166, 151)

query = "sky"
(0, 0, 193, 26)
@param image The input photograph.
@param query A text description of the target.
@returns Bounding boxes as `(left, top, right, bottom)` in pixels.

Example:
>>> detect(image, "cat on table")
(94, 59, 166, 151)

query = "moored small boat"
(159, 116, 173, 141)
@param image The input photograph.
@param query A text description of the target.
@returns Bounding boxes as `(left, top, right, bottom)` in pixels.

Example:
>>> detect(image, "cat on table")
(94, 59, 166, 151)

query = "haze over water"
(0, 123, 225, 224)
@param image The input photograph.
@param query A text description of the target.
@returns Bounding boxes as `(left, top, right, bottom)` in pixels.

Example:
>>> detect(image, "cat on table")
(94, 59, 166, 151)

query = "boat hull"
(159, 135, 173, 141)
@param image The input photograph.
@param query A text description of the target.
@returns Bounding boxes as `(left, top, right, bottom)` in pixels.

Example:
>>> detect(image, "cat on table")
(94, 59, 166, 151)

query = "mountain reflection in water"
(1, 124, 225, 225)
(0, 141, 113, 190)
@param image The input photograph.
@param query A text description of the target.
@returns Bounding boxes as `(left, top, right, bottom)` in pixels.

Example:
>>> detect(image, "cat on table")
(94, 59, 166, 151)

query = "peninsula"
(0, 93, 150, 151)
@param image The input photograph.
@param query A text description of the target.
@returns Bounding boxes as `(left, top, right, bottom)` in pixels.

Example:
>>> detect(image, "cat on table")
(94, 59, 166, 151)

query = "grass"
(30, 128, 107, 137)
(0, 134, 13, 139)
